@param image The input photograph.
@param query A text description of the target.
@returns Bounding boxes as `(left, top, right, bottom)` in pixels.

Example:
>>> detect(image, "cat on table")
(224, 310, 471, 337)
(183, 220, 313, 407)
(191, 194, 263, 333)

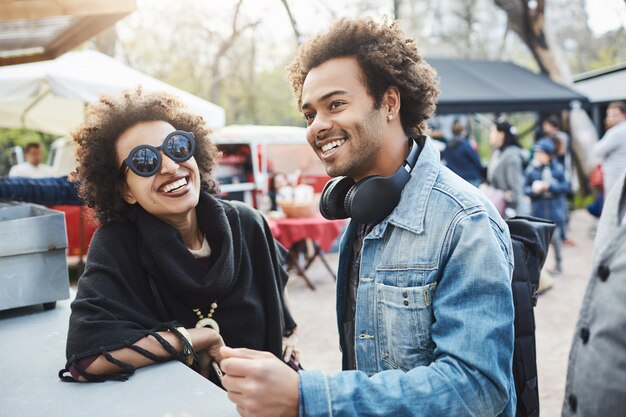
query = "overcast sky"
(270, 0, 626, 36)
(586, 0, 626, 34)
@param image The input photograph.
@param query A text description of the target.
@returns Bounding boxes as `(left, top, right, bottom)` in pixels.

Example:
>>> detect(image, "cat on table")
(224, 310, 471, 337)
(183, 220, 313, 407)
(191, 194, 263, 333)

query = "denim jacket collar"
(368, 137, 441, 237)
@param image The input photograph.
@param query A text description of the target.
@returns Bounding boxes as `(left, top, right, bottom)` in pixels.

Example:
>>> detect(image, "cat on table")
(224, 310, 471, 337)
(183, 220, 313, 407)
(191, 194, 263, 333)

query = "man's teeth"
(162, 178, 187, 193)
(321, 139, 347, 154)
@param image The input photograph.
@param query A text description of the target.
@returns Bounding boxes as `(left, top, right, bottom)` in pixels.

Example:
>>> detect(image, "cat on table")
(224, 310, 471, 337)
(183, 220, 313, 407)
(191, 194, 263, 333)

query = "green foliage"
(220, 65, 304, 127)
(588, 42, 626, 72)
(0, 128, 56, 176)
(572, 191, 595, 210)
(470, 112, 536, 163)
(112, 1, 306, 128)
(90, 1, 626, 131)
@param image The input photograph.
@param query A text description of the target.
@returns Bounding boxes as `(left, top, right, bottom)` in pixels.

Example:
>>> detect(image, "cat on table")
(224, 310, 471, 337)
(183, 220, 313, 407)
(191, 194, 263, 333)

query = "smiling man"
(220, 17, 516, 417)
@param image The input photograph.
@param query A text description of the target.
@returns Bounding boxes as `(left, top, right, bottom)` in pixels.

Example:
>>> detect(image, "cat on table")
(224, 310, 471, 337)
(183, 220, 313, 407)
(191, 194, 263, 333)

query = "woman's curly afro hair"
(70, 87, 220, 225)
(287, 17, 439, 138)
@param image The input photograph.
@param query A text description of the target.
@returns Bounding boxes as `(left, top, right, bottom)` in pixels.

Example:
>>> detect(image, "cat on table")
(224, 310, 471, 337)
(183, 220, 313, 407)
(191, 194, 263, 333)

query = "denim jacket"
(299, 138, 516, 417)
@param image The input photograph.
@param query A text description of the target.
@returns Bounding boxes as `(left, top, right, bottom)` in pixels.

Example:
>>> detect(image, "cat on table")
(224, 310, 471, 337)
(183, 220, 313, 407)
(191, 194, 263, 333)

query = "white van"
(47, 137, 78, 176)
(213, 125, 328, 208)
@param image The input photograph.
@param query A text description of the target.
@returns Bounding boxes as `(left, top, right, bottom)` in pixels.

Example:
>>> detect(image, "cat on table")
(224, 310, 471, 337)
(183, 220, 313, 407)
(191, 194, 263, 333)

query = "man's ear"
(382, 86, 401, 118)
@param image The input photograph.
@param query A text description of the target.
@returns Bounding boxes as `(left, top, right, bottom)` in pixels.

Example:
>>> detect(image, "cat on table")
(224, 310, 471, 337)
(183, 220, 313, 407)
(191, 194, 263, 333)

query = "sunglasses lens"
(131, 147, 159, 175)
(166, 133, 193, 160)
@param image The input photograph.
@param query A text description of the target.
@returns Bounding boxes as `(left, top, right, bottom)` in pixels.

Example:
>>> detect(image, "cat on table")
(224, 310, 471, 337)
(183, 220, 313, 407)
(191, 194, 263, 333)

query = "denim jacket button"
(402, 291, 408, 298)
(403, 300, 409, 306)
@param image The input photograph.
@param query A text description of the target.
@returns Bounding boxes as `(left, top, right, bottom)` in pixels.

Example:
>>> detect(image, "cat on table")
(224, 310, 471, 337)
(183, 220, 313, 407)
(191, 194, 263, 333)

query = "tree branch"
(280, 0, 302, 45)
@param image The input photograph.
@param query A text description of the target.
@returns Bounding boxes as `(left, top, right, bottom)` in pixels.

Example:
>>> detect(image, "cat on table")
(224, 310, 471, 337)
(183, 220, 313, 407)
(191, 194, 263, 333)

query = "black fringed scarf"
(60, 192, 295, 381)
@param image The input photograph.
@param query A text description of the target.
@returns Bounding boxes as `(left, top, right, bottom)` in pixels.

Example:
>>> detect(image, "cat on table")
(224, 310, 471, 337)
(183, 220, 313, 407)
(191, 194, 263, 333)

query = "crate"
(0, 202, 69, 311)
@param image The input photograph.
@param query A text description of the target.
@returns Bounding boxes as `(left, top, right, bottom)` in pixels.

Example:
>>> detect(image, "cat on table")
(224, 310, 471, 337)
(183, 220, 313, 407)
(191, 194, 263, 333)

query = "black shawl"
(60, 192, 295, 381)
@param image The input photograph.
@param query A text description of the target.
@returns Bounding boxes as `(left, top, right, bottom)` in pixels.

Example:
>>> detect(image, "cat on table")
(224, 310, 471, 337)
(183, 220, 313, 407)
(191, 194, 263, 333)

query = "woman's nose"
(160, 154, 180, 174)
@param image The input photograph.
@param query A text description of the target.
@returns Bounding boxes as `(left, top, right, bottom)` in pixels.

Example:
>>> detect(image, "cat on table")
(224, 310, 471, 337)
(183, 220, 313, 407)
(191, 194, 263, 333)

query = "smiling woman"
(59, 87, 299, 384)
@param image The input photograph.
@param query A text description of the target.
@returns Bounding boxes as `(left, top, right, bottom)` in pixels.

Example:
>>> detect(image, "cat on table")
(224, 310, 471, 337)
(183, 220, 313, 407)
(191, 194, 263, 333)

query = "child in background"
(525, 138, 570, 276)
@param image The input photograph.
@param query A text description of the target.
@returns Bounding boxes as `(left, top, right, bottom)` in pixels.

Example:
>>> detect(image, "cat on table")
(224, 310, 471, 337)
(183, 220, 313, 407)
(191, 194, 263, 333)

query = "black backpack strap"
(432, 216, 553, 417)
(511, 239, 539, 417)
(507, 216, 555, 417)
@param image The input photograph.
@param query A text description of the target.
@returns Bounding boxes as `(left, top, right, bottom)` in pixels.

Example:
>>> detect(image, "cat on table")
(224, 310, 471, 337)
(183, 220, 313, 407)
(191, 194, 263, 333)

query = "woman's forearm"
(79, 327, 220, 381)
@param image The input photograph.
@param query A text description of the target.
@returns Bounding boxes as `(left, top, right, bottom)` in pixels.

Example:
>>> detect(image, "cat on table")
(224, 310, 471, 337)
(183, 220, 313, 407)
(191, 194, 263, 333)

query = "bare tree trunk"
(494, 0, 565, 81)
(497, 24, 510, 58)
(208, 0, 259, 103)
(248, 35, 258, 124)
(455, 0, 479, 58)
(280, 0, 302, 45)
(394, 0, 402, 19)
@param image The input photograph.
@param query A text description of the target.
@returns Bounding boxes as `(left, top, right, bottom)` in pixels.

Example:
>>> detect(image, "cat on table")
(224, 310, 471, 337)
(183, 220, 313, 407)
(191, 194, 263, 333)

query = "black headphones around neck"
(319, 136, 423, 225)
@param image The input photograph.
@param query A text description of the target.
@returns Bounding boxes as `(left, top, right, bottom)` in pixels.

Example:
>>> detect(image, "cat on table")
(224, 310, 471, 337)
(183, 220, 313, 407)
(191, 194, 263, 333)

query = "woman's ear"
(120, 182, 137, 204)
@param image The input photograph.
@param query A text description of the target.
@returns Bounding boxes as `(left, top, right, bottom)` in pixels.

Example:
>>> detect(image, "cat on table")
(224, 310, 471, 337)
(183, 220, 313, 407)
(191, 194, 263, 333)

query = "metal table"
(0, 297, 238, 417)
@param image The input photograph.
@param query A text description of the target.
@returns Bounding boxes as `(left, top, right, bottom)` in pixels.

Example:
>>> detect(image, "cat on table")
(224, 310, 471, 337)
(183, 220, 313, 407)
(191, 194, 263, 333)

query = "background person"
(487, 120, 529, 218)
(541, 115, 572, 181)
(441, 119, 483, 187)
(525, 139, 570, 276)
(267, 171, 289, 212)
(59, 88, 298, 383)
(8, 142, 54, 178)
(541, 114, 575, 246)
(562, 170, 626, 417)
(592, 101, 626, 196)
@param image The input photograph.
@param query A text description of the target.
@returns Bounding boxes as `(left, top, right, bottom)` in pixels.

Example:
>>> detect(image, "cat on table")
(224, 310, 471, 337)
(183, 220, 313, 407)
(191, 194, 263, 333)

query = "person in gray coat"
(487, 120, 529, 218)
(562, 171, 626, 416)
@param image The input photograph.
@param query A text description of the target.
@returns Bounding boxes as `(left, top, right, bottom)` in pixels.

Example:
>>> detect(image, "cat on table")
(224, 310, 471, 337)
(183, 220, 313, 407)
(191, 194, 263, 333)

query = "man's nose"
(308, 113, 332, 143)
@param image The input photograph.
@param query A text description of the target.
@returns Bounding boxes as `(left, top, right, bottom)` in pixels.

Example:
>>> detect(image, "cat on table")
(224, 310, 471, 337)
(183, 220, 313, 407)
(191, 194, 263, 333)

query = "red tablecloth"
(267, 213, 346, 252)
(48, 205, 99, 257)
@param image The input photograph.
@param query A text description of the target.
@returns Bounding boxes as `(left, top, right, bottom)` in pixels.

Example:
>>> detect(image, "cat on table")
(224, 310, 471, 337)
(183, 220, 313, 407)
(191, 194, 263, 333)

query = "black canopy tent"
(573, 63, 626, 134)
(429, 58, 589, 114)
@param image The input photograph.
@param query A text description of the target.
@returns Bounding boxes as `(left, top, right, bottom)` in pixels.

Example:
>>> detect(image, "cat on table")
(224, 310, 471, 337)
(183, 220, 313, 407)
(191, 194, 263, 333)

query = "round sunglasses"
(119, 130, 196, 177)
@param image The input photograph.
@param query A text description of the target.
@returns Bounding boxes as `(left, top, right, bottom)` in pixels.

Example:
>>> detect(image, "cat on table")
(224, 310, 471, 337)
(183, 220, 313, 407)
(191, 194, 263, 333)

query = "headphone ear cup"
(343, 182, 360, 218)
(319, 176, 355, 220)
(344, 170, 411, 224)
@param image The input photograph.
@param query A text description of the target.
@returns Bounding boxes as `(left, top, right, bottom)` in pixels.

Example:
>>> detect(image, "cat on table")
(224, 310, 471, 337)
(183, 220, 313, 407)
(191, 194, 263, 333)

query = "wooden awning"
(0, 0, 136, 66)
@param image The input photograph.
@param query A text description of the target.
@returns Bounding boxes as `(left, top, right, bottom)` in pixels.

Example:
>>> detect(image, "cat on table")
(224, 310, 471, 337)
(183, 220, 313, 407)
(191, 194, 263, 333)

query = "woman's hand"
(189, 327, 225, 362)
(282, 327, 300, 364)
(190, 327, 225, 379)
(197, 349, 212, 378)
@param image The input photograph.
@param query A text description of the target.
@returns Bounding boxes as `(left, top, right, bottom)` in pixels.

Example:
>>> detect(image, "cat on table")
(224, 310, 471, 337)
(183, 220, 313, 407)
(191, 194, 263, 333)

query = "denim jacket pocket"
(376, 282, 437, 371)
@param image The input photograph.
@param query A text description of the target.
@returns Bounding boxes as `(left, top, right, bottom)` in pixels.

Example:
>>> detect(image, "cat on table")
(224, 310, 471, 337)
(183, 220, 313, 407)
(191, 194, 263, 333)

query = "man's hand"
(220, 347, 299, 417)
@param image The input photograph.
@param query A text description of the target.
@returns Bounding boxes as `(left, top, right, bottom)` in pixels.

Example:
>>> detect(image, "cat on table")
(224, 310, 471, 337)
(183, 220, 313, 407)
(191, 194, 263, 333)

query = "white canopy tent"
(0, 50, 225, 136)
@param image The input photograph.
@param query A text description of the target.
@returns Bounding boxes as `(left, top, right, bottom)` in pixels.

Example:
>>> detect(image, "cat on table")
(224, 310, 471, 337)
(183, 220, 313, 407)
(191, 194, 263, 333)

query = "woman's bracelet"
(175, 326, 194, 366)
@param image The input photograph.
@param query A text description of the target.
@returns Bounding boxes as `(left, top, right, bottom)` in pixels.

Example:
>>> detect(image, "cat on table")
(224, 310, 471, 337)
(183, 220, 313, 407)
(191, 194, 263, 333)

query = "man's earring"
(387, 114, 393, 121)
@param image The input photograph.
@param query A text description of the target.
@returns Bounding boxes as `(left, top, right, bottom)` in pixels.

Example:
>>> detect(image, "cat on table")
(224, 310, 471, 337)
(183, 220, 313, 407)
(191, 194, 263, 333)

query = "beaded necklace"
(193, 302, 219, 333)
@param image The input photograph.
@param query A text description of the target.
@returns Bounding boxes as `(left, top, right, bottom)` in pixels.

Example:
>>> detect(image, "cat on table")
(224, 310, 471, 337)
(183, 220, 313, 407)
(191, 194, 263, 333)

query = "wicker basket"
(277, 201, 318, 218)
